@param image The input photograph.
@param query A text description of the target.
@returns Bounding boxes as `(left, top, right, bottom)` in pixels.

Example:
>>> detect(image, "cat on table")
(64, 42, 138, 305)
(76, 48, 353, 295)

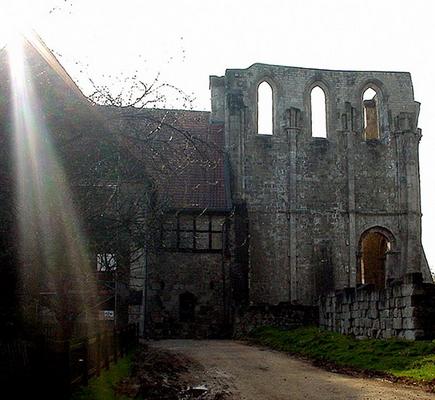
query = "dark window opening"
(179, 292, 196, 322)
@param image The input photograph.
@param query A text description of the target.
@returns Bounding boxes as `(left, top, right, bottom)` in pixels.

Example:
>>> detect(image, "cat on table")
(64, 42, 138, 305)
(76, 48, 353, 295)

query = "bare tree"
(0, 11, 221, 338)
(40, 68, 220, 336)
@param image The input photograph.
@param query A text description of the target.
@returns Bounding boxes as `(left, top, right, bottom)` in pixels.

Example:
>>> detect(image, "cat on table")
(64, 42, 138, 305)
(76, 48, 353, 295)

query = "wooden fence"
(0, 323, 139, 398)
(66, 323, 139, 388)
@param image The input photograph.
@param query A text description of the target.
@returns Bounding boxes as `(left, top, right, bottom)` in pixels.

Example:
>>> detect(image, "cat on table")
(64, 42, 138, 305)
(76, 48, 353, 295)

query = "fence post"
(123, 326, 127, 355)
(126, 325, 131, 352)
(62, 340, 71, 399)
(113, 329, 118, 363)
(119, 328, 124, 357)
(136, 322, 139, 345)
(82, 338, 89, 386)
(103, 332, 109, 370)
(96, 333, 101, 377)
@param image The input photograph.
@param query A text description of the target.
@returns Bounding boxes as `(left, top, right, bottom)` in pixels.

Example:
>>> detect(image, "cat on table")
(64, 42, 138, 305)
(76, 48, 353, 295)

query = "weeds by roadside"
(71, 353, 134, 400)
(248, 326, 435, 388)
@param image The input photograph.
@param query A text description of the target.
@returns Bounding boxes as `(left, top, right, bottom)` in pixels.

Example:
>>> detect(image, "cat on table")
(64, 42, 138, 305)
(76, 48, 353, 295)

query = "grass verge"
(71, 353, 135, 400)
(249, 326, 435, 383)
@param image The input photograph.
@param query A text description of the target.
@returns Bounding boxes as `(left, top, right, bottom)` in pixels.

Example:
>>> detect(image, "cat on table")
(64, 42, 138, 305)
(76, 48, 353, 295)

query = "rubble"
(116, 345, 234, 399)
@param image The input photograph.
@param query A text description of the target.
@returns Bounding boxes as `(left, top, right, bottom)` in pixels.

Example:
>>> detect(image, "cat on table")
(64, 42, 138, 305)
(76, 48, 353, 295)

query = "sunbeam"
(8, 34, 97, 338)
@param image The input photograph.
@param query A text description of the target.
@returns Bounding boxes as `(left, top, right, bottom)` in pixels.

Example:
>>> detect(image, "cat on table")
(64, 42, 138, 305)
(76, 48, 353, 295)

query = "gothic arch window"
(257, 81, 273, 135)
(362, 87, 380, 140)
(310, 86, 327, 138)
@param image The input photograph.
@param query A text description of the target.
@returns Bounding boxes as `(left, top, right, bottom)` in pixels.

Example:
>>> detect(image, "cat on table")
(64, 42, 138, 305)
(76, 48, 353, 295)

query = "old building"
(210, 64, 435, 340)
(139, 63, 433, 338)
(1, 33, 432, 340)
(210, 64, 432, 306)
(124, 108, 235, 338)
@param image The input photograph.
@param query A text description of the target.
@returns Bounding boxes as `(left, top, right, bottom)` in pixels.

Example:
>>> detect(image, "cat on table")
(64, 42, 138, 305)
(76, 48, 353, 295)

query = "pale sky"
(2, 0, 434, 270)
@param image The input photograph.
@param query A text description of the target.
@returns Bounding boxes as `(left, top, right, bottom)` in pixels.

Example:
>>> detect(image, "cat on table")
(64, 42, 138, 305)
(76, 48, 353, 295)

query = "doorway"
(358, 228, 393, 288)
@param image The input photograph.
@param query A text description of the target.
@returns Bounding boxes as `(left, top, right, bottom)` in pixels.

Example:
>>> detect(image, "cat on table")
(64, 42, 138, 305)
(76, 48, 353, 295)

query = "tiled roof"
(111, 108, 229, 211)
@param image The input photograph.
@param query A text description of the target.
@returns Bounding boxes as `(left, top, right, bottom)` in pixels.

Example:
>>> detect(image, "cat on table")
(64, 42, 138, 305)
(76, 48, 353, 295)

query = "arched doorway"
(357, 228, 394, 288)
(179, 292, 196, 322)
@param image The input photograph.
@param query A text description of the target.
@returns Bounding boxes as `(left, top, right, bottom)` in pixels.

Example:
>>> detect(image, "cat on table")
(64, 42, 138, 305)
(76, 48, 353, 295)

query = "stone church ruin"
(207, 64, 434, 340)
(1, 35, 434, 341)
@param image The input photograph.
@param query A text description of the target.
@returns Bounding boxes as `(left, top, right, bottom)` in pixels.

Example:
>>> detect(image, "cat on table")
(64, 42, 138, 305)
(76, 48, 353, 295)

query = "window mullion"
(193, 217, 197, 250)
(176, 215, 180, 249)
(208, 215, 212, 250)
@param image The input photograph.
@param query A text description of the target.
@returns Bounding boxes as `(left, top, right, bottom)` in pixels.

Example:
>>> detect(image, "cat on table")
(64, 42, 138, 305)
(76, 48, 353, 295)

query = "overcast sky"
(2, 0, 435, 270)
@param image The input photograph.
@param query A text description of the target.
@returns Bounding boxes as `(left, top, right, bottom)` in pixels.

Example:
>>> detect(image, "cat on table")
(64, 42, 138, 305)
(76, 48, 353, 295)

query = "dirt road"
(150, 340, 434, 400)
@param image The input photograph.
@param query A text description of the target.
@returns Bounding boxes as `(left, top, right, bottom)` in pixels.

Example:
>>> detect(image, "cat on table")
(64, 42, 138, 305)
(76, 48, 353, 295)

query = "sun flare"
(0, 1, 33, 48)
(6, 6, 98, 337)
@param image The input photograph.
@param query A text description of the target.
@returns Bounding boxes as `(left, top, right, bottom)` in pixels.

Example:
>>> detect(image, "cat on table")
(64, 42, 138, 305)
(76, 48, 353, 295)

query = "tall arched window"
(362, 87, 379, 140)
(310, 86, 327, 138)
(257, 81, 273, 135)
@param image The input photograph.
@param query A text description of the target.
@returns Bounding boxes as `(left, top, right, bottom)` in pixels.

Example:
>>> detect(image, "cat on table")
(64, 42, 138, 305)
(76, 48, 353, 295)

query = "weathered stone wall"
(210, 63, 432, 306)
(319, 273, 435, 340)
(234, 303, 318, 337)
(146, 249, 231, 338)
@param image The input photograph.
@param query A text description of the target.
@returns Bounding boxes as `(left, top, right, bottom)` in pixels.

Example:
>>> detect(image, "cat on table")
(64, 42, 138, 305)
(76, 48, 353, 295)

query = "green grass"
(71, 354, 135, 400)
(249, 326, 435, 382)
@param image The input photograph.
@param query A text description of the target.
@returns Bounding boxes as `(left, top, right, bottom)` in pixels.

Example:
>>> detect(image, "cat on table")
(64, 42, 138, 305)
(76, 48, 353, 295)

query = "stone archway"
(357, 227, 395, 288)
(179, 292, 197, 322)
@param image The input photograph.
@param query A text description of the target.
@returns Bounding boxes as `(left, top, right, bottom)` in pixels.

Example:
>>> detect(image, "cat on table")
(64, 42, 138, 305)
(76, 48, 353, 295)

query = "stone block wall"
(319, 273, 435, 340)
(234, 302, 318, 336)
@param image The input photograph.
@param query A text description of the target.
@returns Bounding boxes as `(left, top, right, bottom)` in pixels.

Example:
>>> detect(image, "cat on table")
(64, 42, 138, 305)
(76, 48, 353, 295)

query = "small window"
(195, 232, 210, 250)
(96, 253, 116, 272)
(363, 88, 379, 140)
(310, 86, 327, 138)
(257, 81, 273, 135)
(179, 231, 192, 248)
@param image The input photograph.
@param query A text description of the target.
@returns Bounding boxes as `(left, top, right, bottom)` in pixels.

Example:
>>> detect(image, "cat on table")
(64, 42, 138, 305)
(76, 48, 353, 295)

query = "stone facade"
(145, 213, 232, 338)
(319, 273, 435, 340)
(146, 250, 229, 337)
(210, 64, 432, 307)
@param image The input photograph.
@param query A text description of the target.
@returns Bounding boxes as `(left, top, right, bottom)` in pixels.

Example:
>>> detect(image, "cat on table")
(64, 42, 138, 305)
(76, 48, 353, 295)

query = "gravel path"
(151, 339, 434, 400)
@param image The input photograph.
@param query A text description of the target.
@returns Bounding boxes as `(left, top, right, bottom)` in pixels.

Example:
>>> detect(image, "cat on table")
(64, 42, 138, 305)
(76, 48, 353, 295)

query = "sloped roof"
(106, 107, 230, 211)
(2, 32, 230, 212)
(0, 31, 86, 99)
(161, 111, 228, 210)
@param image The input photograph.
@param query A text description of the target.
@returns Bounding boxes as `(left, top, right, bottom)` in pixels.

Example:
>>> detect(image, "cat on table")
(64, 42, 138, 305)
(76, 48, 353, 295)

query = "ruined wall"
(319, 273, 435, 340)
(234, 303, 318, 337)
(210, 64, 430, 306)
